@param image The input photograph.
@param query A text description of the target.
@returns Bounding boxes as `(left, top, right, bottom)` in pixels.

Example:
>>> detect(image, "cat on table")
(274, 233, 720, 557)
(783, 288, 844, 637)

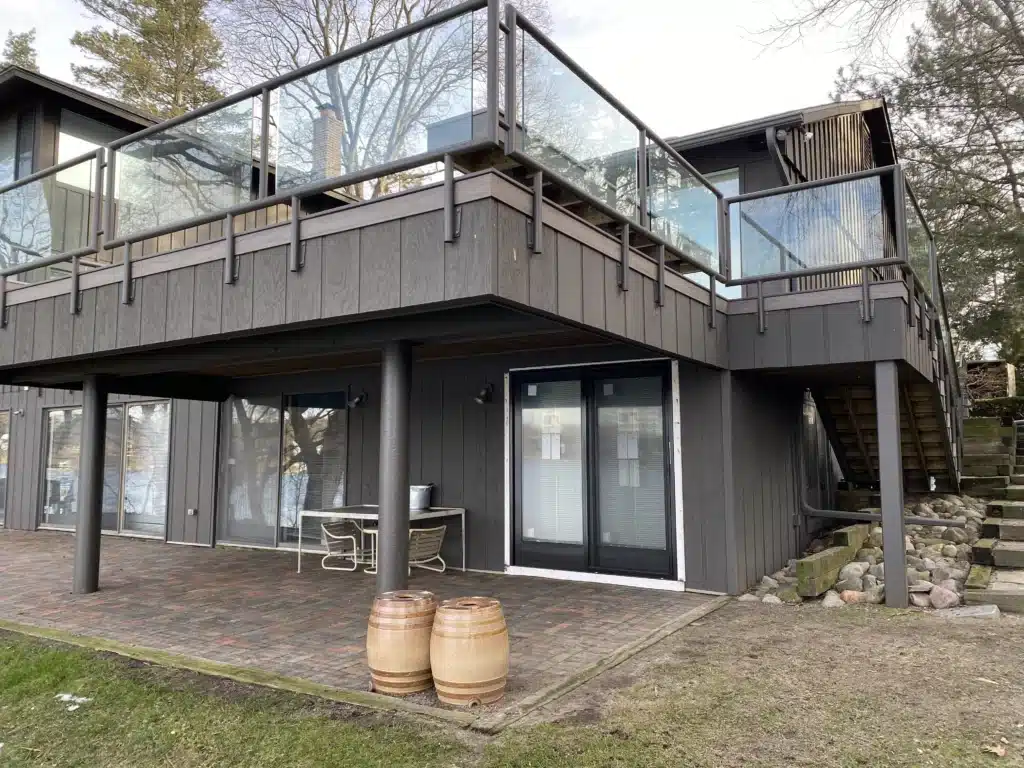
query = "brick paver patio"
(0, 530, 712, 708)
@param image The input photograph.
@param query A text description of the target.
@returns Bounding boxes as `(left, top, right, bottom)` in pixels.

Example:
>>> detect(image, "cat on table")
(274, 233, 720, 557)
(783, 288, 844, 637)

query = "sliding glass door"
(513, 363, 674, 579)
(219, 393, 349, 548)
(40, 401, 171, 536)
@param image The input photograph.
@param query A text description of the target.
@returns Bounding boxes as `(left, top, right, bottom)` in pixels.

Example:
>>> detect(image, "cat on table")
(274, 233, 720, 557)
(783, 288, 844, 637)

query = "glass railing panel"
(113, 99, 255, 239)
(272, 9, 478, 197)
(518, 29, 639, 223)
(647, 142, 719, 273)
(905, 188, 932, 299)
(0, 155, 98, 283)
(731, 174, 889, 279)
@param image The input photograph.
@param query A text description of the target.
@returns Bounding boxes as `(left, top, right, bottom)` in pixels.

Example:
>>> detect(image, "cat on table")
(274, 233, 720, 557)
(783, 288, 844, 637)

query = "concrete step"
(993, 541, 1024, 569)
(964, 572, 1024, 613)
(987, 500, 1024, 520)
(962, 462, 1012, 476)
(982, 517, 1024, 541)
(1012, 475, 1024, 485)
(1007, 486, 1024, 502)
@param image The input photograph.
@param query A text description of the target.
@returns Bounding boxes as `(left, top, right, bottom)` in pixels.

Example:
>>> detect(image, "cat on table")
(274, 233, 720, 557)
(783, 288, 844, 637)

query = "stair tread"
(984, 517, 1024, 528)
(995, 541, 1024, 551)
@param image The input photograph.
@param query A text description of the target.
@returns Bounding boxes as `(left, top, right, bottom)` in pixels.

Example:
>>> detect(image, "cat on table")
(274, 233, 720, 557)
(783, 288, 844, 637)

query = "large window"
(681, 167, 741, 300)
(0, 411, 9, 526)
(220, 394, 348, 548)
(40, 401, 171, 537)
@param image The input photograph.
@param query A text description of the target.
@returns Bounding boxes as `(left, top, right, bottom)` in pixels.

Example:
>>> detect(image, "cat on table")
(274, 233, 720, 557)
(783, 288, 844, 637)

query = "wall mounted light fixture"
(473, 383, 494, 405)
(347, 392, 368, 409)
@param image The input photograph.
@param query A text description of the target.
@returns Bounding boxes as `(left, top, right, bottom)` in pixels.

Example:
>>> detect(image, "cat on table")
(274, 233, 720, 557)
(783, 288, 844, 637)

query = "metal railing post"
(90, 147, 105, 252)
(860, 266, 873, 322)
(487, 0, 500, 144)
(638, 127, 648, 228)
(103, 149, 117, 246)
(504, 4, 518, 154)
(719, 196, 731, 280)
(619, 223, 630, 291)
(531, 170, 543, 254)
(224, 212, 236, 284)
(259, 87, 272, 199)
(121, 241, 133, 305)
(444, 154, 458, 244)
(69, 255, 80, 315)
(656, 243, 665, 307)
(289, 196, 302, 272)
(0, 275, 6, 329)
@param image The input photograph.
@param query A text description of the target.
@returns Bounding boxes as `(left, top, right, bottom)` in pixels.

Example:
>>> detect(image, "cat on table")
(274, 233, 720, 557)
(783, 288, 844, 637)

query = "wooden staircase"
(813, 378, 958, 493)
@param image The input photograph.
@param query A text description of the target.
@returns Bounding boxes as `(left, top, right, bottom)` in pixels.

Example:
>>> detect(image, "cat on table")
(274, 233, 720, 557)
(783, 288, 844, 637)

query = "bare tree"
(760, 0, 924, 51)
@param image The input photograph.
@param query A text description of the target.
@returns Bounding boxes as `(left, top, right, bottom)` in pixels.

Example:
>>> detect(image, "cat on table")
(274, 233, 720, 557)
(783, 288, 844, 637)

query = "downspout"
(765, 126, 792, 186)
(796, 410, 964, 529)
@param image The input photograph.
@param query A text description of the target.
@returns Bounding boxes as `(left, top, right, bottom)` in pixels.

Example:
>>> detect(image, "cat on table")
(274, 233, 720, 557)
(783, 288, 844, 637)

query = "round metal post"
(73, 375, 108, 594)
(376, 340, 412, 593)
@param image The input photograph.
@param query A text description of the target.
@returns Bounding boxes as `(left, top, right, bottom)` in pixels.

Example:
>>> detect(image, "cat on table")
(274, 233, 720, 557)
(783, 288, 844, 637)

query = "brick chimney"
(312, 103, 344, 179)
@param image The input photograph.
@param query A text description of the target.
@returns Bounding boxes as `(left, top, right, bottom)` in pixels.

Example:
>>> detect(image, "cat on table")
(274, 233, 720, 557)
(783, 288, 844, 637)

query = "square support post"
(376, 340, 412, 594)
(875, 361, 908, 608)
(73, 375, 108, 595)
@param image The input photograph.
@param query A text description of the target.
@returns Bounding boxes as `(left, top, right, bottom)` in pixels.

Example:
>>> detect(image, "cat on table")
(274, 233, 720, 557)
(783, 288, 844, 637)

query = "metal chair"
(408, 525, 447, 574)
(320, 520, 366, 572)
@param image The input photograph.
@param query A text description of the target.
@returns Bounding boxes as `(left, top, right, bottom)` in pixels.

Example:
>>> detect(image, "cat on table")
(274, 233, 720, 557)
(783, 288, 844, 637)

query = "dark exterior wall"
(0, 386, 218, 542)
(729, 373, 804, 591)
(677, 363, 731, 593)
(781, 112, 874, 184)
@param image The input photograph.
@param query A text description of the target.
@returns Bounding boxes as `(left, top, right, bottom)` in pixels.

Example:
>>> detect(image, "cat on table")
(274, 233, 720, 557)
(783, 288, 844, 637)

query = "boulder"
(841, 585, 885, 604)
(821, 590, 845, 608)
(839, 562, 869, 581)
(835, 576, 864, 593)
(776, 586, 803, 604)
(863, 574, 879, 590)
(762, 594, 783, 605)
(906, 555, 925, 569)
(937, 578, 962, 594)
(943, 527, 969, 544)
(908, 581, 934, 593)
(929, 585, 960, 609)
(910, 593, 932, 608)
(760, 575, 780, 591)
(737, 593, 760, 603)
(869, 527, 884, 548)
(869, 563, 885, 581)
(931, 565, 954, 584)
(941, 544, 959, 558)
(913, 502, 935, 518)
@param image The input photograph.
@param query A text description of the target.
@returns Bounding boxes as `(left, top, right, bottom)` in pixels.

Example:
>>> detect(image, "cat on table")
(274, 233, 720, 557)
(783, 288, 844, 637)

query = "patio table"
(296, 505, 466, 574)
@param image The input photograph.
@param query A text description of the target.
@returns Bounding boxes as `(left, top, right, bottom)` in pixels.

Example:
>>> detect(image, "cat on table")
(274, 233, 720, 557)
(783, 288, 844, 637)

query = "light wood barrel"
(430, 597, 509, 706)
(366, 590, 437, 695)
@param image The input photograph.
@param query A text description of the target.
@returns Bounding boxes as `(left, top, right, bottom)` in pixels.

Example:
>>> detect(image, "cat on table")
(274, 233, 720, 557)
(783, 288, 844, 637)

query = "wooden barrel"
(366, 590, 437, 695)
(430, 597, 509, 706)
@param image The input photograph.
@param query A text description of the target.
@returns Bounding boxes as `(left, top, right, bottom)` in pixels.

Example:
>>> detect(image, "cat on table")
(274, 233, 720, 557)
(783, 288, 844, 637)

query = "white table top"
(299, 505, 465, 521)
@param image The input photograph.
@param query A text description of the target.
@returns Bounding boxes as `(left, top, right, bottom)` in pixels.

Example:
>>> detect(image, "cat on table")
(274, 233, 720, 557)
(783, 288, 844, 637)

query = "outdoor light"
(473, 383, 494, 405)
(347, 392, 368, 409)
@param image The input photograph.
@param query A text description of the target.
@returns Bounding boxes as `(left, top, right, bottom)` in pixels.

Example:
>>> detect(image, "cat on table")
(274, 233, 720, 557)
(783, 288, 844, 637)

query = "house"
(0, 1, 960, 610)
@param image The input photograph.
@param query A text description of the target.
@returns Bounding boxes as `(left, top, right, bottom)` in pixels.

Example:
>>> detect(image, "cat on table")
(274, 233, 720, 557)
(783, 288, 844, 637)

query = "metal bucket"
(410, 484, 433, 511)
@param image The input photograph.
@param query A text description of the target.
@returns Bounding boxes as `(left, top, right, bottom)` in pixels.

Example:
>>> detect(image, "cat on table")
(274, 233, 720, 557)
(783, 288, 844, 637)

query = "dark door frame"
(510, 360, 676, 579)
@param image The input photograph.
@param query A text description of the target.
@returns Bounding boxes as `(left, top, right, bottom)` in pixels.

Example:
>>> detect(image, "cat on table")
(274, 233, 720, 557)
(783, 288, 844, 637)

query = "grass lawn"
(4, 604, 1024, 767)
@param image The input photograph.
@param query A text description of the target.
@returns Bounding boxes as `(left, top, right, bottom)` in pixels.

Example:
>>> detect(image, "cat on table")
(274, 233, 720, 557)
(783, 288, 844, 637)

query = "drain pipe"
(797, 417, 965, 529)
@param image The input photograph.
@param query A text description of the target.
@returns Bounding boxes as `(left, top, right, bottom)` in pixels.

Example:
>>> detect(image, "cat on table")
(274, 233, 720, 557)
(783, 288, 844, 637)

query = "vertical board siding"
(222, 253, 254, 334)
(32, 298, 55, 361)
(139, 272, 169, 346)
(400, 212, 444, 307)
(358, 221, 402, 313)
(444, 199, 496, 300)
(252, 247, 287, 328)
(285, 238, 324, 324)
(321, 230, 360, 317)
(729, 374, 803, 590)
(192, 262, 224, 337)
(555, 233, 583, 322)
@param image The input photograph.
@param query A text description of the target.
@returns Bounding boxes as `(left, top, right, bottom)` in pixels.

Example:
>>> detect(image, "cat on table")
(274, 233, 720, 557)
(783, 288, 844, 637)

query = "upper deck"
(0, 0, 956, 401)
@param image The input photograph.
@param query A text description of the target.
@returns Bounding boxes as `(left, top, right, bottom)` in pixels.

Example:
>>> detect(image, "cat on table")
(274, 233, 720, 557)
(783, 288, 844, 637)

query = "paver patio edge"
(471, 595, 733, 734)
(0, 618, 477, 727)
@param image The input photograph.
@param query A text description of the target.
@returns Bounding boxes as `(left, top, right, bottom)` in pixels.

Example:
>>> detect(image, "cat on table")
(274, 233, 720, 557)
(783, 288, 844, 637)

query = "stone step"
(964, 579, 1024, 613)
(982, 517, 1024, 541)
(1012, 475, 1024, 485)
(1007, 486, 1024, 502)
(992, 541, 1024, 569)
(987, 500, 1024, 520)
(962, 462, 1012, 476)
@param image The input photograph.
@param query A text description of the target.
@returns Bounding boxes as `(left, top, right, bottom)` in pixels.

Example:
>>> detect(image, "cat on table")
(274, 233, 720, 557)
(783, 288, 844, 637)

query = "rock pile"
(745, 494, 985, 610)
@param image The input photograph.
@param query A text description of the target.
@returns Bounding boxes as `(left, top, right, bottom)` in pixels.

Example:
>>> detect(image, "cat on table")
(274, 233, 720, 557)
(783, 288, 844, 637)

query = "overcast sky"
(3, 0, 908, 138)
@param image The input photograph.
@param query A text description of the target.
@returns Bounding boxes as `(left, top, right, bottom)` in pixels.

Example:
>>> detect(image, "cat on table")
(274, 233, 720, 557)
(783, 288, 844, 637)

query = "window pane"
(646, 143, 718, 273)
(16, 111, 34, 179)
(0, 115, 15, 186)
(42, 408, 82, 528)
(520, 380, 584, 545)
(0, 411, 9, 526)
(123, 402, 171, 536)
(595, 377, 666, 550)
(280, 395, 348, 546)
(220, 397, 280, 545)
(519, 31, 639, 223)
(273, 9, 477, 196)
(101, 406, 124, 532)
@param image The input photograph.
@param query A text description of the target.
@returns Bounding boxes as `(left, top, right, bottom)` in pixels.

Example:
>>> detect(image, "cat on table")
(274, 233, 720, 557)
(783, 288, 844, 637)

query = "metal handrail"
(0, 149, 100, 197)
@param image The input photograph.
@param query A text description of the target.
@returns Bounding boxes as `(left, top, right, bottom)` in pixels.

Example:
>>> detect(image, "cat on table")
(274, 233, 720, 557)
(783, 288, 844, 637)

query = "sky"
(2, 0, 909, 139)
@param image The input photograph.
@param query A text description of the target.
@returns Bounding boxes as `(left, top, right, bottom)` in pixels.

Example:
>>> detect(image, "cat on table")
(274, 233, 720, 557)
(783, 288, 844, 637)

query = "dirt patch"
(498, 603, 1024, 767)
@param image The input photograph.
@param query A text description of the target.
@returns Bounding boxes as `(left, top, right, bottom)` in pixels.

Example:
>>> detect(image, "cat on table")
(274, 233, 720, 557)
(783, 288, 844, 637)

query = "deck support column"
(72, 375, 108, 595)
(376, 340, 412, 594)
(875, 361, 908, 608)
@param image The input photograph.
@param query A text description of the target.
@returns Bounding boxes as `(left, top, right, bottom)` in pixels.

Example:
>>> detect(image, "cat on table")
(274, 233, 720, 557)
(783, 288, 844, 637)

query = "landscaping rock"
(935, 604, 1000, 620)
(910, 593, 932, 608)
(914, 502, 934, 518)
(943, 527, 970, 544)
(869, 563, 885, 581)
(908, 581, 934, 593)
(776, 586, 803, 604)
(929, 585, 960, 609)
(931, 565, 954, 584)
(841, 585, 885, 604)
(869, 527, 884, 548)
(835, 576, 864, 593)
(762, 594, 783, 605)
(760, 575, 779, 591)
(839, 562, 869, 581)
(863, 574, 879, 590)
(937, 578, 962, 594)
(821, 590, 845, 608)
(941, 544, 959, 558)
(738, 593, 760, 603)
